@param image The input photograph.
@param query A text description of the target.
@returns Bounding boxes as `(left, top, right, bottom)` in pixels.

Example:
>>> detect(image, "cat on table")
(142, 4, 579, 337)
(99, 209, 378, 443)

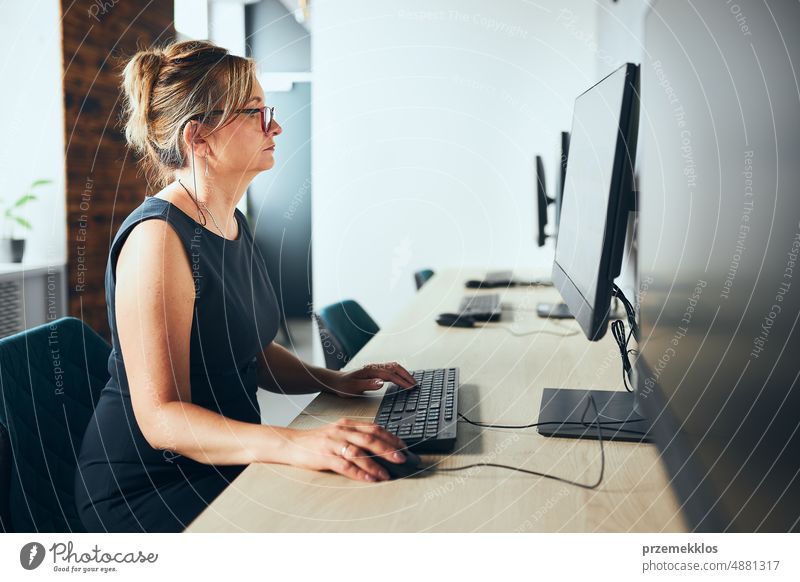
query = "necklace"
(176, 179, 228, 239)
(198, 200, 227, 239)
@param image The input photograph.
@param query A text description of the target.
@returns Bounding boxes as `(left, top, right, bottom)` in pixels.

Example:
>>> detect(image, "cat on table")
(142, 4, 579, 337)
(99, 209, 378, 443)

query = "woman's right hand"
(282, 418, 408, 482)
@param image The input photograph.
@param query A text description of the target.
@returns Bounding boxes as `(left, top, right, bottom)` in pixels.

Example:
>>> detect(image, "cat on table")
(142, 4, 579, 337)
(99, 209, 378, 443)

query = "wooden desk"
(187, 270, 687, 532)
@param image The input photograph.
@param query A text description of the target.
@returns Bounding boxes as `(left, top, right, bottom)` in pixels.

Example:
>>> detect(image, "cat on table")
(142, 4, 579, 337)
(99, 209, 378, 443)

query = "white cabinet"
(0, 262, 67, 338)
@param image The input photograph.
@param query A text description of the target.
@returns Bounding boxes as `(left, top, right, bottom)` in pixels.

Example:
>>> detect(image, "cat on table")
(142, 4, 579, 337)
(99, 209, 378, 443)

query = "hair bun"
(120, 49, 165, 153)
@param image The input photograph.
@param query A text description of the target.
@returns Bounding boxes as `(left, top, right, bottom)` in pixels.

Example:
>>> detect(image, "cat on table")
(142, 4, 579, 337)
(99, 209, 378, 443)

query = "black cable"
(609, 285, 640, 392)
(611, 284, 640, 342)
(611, 319, 634, 392)
(433, 395, 606, 489)
(457, 410, 648, 434)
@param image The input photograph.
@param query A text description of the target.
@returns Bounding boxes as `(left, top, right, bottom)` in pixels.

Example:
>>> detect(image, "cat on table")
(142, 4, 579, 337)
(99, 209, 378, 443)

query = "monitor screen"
(552, 63, 639, 340)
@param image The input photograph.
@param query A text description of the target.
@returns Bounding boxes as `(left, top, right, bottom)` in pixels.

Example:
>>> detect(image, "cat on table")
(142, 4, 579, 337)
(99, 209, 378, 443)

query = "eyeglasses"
(190, 105, 276, 134)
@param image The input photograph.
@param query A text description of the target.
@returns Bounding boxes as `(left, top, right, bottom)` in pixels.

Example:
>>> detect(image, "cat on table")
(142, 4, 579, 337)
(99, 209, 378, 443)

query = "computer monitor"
(535, 155, 552, 247)
(552, 63, 638, 342)
(535, 136, 569, 248)
(537, 63, 647, 443)
(536, 133, 574, 320)
(637, 0, 800, 531)
(537, 132, 570, 248)
(555, 131, 570, 229)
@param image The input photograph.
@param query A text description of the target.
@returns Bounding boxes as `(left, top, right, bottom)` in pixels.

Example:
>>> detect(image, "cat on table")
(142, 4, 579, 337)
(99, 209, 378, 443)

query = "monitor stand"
(537, 388, 653, 443)
(536, 301, 573, 319)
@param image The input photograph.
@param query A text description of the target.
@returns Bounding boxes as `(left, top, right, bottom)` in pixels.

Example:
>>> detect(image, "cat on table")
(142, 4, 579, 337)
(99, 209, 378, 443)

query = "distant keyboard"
(373, 368, 459, 453)
(459, 293, 502, 321)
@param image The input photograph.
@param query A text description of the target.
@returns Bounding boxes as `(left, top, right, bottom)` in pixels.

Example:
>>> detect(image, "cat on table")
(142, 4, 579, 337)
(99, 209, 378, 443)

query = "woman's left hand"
(323, 362, 417, 399)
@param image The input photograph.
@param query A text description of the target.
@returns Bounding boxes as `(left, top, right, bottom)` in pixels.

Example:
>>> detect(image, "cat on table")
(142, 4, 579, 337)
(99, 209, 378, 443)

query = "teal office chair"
(314, 300, 380, 370)
(414, 269, 434, 290)
(0, 317, 110, 532)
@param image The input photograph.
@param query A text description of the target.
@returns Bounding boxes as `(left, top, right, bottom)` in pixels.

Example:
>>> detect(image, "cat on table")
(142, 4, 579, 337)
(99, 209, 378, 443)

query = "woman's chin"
(255, 156, 275, 171)
(260, 150, 275, 168)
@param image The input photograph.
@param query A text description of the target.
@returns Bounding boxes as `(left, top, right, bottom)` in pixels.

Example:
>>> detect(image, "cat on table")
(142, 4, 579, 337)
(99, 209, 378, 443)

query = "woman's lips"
(264, 145, 275, 151)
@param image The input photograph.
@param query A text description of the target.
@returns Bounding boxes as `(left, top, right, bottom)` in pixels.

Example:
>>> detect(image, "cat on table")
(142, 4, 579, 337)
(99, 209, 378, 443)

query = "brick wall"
(61, 0, 174, 339)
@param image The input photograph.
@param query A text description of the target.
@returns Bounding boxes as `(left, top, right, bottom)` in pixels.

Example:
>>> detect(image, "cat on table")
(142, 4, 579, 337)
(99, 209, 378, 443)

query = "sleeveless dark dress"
(74, 196, 280, 532)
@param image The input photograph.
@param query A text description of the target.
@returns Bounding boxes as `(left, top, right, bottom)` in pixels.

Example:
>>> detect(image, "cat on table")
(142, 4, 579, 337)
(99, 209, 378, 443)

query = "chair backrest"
(0, 317, 110, 532)
(414, 269, 434, 290)
(0, 422, 10, 532)
(314, 300, 379, 370)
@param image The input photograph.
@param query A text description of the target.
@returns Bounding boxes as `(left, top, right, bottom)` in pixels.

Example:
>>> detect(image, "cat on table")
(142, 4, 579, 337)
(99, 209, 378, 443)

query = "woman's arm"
(255, 342, 339, 395)
(256, 342, 419, 397)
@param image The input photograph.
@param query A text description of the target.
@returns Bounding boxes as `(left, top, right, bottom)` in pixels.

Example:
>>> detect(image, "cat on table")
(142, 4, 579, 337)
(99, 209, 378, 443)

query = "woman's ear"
(182, 120, 209, 158)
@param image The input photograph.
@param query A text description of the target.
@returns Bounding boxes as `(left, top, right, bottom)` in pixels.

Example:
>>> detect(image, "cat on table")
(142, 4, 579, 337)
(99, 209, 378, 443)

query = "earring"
(204, 154, 209, 177)
(189, 147, 207, 226)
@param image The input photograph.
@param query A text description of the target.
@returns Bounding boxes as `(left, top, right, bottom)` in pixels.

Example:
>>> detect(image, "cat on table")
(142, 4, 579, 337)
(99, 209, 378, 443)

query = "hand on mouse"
(282, 418, 408, 482)
(322, 361, 416, 398)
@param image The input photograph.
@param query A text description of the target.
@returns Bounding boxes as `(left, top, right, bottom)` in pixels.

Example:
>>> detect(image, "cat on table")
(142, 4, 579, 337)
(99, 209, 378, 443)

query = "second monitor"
(538, 62, 648, 442)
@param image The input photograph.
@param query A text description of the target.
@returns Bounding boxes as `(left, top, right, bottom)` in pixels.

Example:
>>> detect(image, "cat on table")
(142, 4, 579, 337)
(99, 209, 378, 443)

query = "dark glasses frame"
(189, 105, 275, 134)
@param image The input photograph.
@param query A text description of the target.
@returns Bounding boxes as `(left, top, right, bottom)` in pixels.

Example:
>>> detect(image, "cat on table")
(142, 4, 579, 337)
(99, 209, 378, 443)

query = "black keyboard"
(459, 293, 502, 321)
(373, 368, 459, 453)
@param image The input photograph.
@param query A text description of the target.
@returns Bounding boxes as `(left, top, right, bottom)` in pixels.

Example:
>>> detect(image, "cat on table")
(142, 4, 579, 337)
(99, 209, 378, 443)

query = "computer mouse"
(436, 313, 477, 328)
(372, 450, 424, 480)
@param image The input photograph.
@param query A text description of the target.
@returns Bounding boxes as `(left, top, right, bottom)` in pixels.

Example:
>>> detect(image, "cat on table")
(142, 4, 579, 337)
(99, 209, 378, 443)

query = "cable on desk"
(432, 396, 606, 490)
(506, 305, 545, 312)
(483, 324, 580, 338)
(498, 306, 582, 336)
(456, 407, 648, 437)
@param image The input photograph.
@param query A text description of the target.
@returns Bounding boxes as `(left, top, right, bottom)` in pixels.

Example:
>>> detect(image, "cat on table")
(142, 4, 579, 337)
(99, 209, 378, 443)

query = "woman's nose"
(269, 120, 282, 136)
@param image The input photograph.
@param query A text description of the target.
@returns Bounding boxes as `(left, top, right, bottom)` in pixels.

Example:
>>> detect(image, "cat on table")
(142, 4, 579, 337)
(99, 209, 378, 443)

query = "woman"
(74, 40, 416, 533)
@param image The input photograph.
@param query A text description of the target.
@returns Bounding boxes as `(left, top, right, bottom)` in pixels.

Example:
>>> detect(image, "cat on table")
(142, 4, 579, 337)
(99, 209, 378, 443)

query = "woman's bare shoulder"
(116, 214, 193, 294)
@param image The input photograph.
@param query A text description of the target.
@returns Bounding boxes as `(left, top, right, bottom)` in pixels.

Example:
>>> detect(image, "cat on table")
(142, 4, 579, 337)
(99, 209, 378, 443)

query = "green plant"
(1, 179, 50, 239)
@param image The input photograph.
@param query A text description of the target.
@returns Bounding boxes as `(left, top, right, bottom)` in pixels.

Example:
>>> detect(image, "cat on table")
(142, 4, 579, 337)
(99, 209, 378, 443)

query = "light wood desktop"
(186, 269, 687, 532)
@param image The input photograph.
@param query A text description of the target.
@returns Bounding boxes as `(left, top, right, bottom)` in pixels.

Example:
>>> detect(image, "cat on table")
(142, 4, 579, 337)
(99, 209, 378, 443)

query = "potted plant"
(0, 179, 50, 263)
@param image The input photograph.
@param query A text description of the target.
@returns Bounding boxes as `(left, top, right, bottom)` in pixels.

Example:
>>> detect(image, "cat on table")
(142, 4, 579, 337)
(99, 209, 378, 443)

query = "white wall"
(596, 0, 650, 78)
(594, 0, 652, 300)
(311, 0, 598, 325)
(0, 0, 66, 264)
